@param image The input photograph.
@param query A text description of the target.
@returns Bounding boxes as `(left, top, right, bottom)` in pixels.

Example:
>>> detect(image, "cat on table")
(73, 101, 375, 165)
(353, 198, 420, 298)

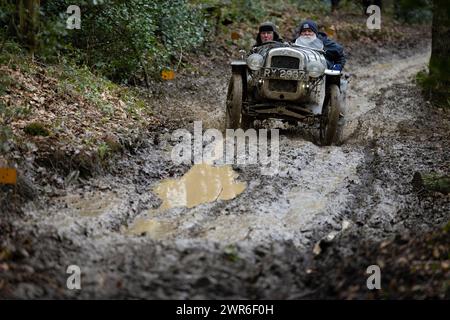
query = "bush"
(394, 0, 433, 24)
(0, 102, 14, 153)
(220, 0, 267, 23)
(40, 0, 207, 83)
(0, 1, 208, 83)
(23, 122, 50, 136)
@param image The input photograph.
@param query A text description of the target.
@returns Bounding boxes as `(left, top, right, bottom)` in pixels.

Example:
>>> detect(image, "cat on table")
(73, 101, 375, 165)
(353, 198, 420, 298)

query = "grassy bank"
(0, 42, 160, 180)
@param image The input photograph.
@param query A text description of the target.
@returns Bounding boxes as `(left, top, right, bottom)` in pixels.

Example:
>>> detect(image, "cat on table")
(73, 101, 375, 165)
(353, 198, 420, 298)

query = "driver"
(294, 20, 346, 71)
(254, 21, 283, 47)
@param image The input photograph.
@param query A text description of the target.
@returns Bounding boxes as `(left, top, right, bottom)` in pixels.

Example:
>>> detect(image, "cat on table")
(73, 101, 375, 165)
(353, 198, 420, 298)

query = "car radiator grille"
(268, 80, 297, 93)
(268, 56, 300, 93)
(270, 56, 300, 69)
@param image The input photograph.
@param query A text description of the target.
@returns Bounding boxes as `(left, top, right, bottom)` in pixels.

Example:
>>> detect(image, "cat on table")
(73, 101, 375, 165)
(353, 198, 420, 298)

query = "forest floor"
(0, 13, 449, 299)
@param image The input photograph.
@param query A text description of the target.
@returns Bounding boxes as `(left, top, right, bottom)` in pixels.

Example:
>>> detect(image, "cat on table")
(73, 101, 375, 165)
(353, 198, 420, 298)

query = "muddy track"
(1, 44, 449, 299)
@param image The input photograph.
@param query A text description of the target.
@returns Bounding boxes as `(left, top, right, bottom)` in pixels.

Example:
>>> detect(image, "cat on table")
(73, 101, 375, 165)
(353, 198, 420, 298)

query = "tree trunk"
(429, 0, 450, 106)
(17, 0, 40, 56)
(331, 0, 340, 13)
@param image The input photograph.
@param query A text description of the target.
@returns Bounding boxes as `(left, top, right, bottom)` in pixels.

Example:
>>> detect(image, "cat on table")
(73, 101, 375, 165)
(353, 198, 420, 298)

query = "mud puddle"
(126, 163, 246, 237)
(153, 163, 246, 210)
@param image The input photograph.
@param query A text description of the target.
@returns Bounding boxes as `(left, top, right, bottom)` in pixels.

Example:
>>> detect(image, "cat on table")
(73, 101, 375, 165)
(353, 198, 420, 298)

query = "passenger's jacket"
(317, 32, 346, 68)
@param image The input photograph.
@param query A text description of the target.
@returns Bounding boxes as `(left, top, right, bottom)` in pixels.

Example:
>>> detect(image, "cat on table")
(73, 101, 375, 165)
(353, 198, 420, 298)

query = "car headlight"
(306, 60, 325, 78)
(247, 53, 264, 71)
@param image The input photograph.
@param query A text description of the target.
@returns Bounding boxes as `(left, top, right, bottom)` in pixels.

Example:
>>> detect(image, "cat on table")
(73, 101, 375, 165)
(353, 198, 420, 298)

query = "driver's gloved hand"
(331, 64, 342, 71)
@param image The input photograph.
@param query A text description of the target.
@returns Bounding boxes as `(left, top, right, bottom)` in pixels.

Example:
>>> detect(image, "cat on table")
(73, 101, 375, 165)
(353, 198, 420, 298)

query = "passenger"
(294, 20, 346, 71)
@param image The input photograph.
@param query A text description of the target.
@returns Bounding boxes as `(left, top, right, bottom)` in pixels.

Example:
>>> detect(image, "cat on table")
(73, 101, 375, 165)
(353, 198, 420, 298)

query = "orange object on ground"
(0, 168, 17, 185)
(161, 69, 175, 80)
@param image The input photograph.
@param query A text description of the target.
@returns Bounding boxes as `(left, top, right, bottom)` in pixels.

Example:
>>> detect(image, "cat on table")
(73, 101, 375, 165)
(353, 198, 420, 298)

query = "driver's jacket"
(317, 32, 346, 68)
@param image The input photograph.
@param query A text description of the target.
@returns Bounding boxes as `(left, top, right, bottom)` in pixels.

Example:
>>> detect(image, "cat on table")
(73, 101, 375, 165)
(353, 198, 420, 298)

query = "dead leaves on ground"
(0, 63, 160, 172)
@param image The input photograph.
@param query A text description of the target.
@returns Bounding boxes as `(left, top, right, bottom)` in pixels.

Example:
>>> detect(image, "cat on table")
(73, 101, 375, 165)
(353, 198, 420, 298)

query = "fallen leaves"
(0, 61, 161, 175)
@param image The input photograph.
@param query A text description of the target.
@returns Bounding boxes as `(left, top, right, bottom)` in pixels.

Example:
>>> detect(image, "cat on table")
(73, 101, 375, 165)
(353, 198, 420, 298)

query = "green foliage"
(40, 0, 207, 83)
(417, 60, 450, 109)
(51, 61, 115, 111)
(416, 69, 450, 109)
(443, 221, 450, 234)
(0, 102, 14, 153)
(0, 0, 68, 59)
(0, 70, 32, 152)
(394, 0, 433, 23)
(221, 0, 266, 23)
(294, 0, 330, 15)
(1, 0, 207, 82)
(23, 122, 50, 136)
(0, 73, 12, 96)
(0, 1, 16, 37)
(97, 137, 121, 161)
(2, 0, 435, 85)
(0, 41, 26, 67)
(49, 59, 150, 118)
(37, 15, 68, 60)
(97, 142, 111, 161)
(223, 244, 239, 262)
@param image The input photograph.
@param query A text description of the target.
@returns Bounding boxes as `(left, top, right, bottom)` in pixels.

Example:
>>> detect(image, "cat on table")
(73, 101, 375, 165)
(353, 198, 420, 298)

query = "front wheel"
(225, 74, 252, 130)
(319, 84, 340, 146)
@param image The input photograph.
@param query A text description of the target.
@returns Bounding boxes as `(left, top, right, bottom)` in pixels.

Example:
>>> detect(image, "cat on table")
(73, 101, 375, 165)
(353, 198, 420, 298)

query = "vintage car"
(225, 38, 346, 145)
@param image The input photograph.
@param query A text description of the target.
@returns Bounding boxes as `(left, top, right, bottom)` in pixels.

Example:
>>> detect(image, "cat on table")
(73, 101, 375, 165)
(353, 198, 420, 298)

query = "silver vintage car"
(225, 38, 346, 145)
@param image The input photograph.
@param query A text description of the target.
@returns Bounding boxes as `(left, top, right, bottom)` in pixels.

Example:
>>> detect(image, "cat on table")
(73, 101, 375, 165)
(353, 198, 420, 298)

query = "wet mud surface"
(1, 40, 449, 299)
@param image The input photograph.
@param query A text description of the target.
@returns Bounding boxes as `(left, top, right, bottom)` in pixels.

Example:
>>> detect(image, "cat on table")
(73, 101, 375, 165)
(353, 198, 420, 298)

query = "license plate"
(261, 68, 304, 80)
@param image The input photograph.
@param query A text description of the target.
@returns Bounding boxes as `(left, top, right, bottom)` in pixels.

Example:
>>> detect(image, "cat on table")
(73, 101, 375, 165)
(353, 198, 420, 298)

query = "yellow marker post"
(161, 69, 175, 81)
(231, 32, 240, 40)
(325, 25, 336, 39)
(0, 168, 17, 185)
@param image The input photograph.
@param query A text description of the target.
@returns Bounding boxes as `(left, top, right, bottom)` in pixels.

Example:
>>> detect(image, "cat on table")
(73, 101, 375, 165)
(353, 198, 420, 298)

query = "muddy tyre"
(334, 108, 346, 145)
(320, 84, 340, 146)
(225, 74, 252, 130)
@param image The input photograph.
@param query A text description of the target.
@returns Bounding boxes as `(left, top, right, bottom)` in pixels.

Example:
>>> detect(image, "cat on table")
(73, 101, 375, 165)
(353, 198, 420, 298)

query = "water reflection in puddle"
(127, 163, 246, 237)
(155, 163, 246, 210)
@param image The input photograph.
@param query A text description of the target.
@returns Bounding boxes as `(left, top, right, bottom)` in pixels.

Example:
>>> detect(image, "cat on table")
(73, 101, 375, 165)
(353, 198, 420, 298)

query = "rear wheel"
(319, 84, 340, 146)
(225, 74, 252, 130)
